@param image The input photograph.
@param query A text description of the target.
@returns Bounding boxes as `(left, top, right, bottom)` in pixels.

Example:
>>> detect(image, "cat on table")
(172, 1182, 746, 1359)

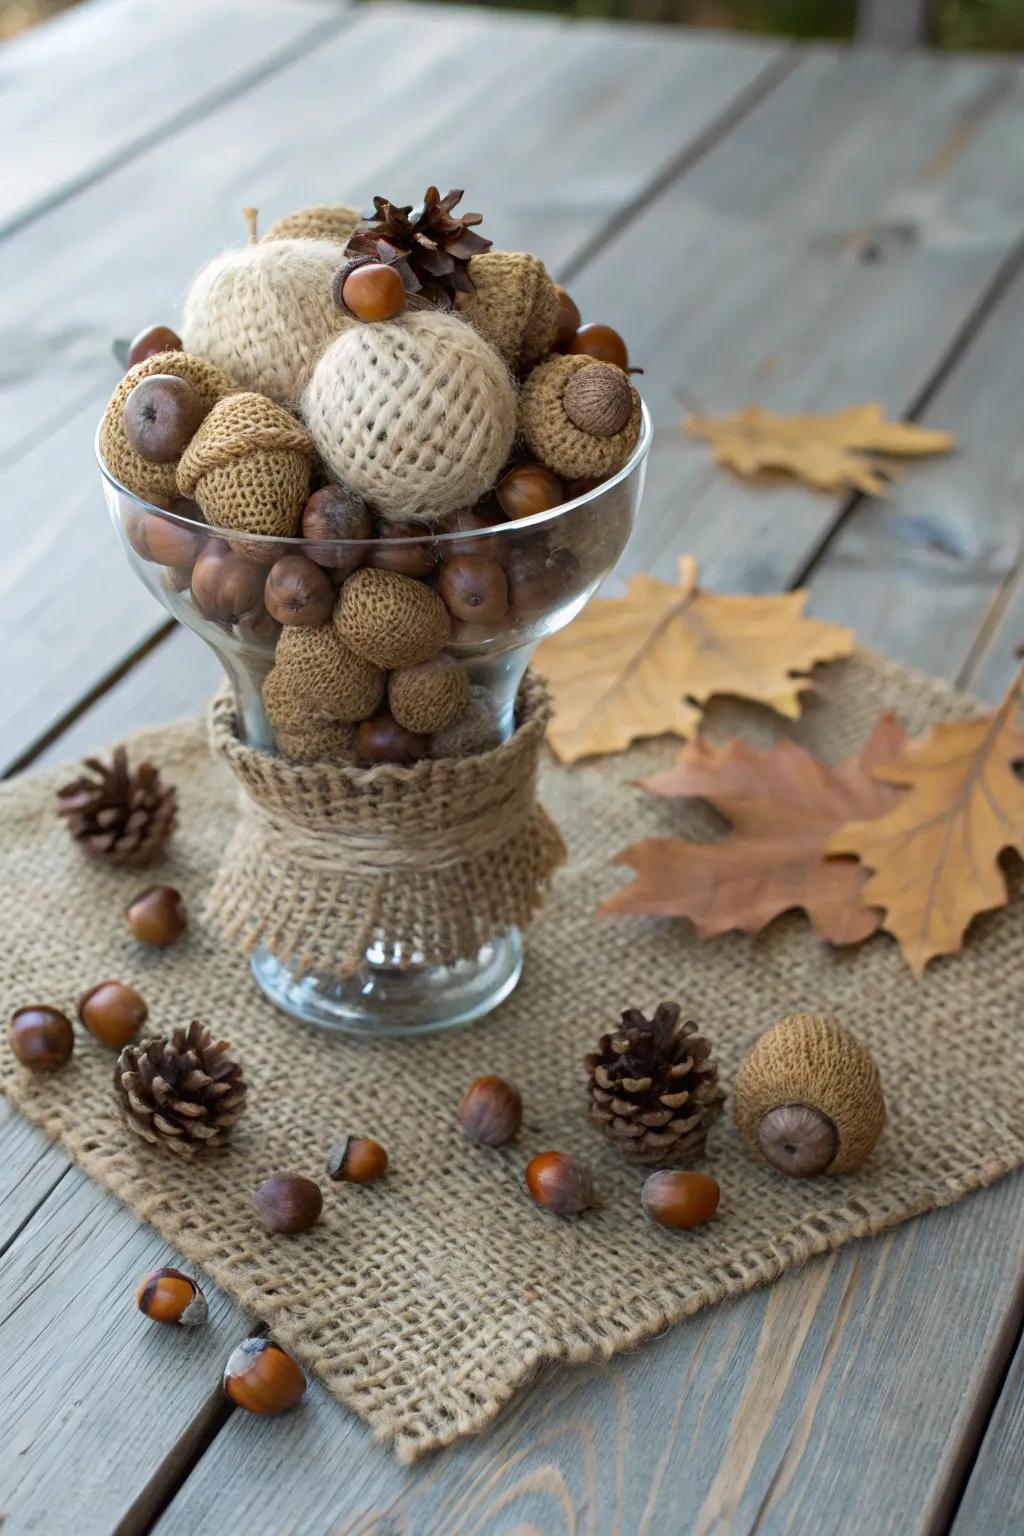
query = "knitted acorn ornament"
(264, 624, 385, 724)
(388, 656, 470, 735)
(334, 567, 451, 669)
(456, 251, 560, 368)
(100, 352, 234, 500)
(261, 204, 362, 244)
(181, 237, 350, 408)
(274, 718, 356, 765)
(733, 1014, 886, 1178)
(176, 392, 314, 538)
(429, 686, 502, 759)
(518, 354, 641, 481)
(302, 307, 517, 524)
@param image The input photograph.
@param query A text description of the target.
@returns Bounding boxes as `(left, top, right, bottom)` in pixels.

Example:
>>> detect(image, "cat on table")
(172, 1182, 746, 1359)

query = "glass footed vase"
(98, 407, 651, 1038)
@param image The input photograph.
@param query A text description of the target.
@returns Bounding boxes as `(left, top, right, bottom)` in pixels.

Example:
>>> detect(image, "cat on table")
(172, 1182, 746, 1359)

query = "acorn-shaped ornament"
(176, 393, 314, 538)
(261, 203, 362, 245)
(456, 251, 560, 368)
(518, 354, 641, 481)
(733, 1014, 885, 1177)
(100, 351, 234, 501)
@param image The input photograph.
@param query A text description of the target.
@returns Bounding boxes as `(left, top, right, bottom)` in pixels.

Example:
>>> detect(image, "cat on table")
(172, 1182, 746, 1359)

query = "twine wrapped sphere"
(261, 204, 362, 244)
(457, 251, 560, 367)
(181, 237, 350, 408)
(176, 392, 314, 538)
(302, 307, 517, 524)
(518, 354, 641, 481)
(100, 351, 234, 500)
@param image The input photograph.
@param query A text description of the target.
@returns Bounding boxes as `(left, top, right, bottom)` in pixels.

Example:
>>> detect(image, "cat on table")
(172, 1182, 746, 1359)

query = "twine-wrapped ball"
(388, 656, 469, 735)
(274, 718, 355, 764)
(457, 252, 559, 367)
(429, 687, 502, 759)
(733, 1014, 886, 1177)
(518, 354, 641, 480)
(181, 237, 350, 408)
(176, 392, 314, 538)
(261, 204, 361, 244)
(264, 623, 385, 724)
(100, 352, 234, 500)
(334, 567, 451, 670)
(302, 307, 517, 524)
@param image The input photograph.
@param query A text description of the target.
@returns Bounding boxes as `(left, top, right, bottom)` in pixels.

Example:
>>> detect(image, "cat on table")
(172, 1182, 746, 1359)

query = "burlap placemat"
(1, 651, 1022, 1462)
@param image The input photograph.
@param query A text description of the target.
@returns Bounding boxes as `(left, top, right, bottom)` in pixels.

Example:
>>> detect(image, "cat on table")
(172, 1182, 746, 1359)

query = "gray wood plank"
(857, 0, 935, 48)
(963, 574, 1024, 703)
(0, 0, 349, 235)
(952, 1325, 1024, 1536)
(0, 1098, 69, 1253)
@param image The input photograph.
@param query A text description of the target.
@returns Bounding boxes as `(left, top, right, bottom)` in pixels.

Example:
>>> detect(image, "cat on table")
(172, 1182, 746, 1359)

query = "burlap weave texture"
(0, 651, 1022, 1463)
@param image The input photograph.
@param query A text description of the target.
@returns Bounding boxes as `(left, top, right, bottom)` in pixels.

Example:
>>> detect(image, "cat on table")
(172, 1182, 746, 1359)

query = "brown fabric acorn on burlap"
(334, 568, 451, 669)
(457, 251, 560, 367)
(176, 392, 314, 537)
(100, 351, 234, 500)
(114, 1020, 247, 1157)
(585, 1002, 724, 1166)
(519, 353, 641, 480)
(56, 747, 176, 866)
(262, 204, 362, 244)
(263, 624, 386, 726)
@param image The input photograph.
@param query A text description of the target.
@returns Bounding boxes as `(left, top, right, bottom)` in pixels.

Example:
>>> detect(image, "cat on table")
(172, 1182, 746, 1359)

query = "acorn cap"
(100, 351, 235, 501)
(518, 354, 641, 481)
(176, 392, 314, 538)
(262, 204, 362, 244)
(334, 567, 451, 670)
(733, 1013, 885, 1176)
(265, 624, 385, 724)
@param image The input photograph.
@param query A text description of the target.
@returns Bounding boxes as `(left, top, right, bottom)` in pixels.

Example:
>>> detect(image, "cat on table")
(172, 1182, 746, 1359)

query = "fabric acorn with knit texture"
(100, 351, 235, 500)
(261, 204, 362, 245)
(302, 307, 517, 523)
(456, 252, 560, 368)
(264, 625, 386, 725)
(518, 353, 641, 481)
(334, 567, 451, 670)
(275, 718, 357, 765)
(176, 392, 314, 538)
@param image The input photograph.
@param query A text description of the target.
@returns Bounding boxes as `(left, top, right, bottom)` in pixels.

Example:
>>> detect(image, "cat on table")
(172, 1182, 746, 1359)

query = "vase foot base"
(249, 930, 524, 1040)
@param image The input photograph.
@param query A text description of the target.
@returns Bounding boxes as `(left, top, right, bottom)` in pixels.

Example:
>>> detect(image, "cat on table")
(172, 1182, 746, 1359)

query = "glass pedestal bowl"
(97, 407, 651, 1037)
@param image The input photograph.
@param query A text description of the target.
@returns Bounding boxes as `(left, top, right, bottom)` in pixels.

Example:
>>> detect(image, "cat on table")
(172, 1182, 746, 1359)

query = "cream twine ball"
(302, 308, 517, 524)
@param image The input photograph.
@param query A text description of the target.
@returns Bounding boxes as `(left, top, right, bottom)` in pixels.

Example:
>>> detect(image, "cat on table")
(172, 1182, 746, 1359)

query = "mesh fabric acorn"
(584, 1002, 724, 1166)
(114, 1021, 247, 1157)
(56, 746, 176, 866)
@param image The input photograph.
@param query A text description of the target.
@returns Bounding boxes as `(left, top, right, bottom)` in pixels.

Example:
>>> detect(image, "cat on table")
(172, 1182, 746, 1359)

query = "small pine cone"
(57, 747, 176, 867)
(584, 1002, 724, 1166)
(114, 1021, 247, 1157)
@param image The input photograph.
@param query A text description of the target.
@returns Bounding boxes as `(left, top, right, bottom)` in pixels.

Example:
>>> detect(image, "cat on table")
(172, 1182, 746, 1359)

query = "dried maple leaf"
(685, 402, 954, 494)
(599, 715, 908, 944)
(828, 667, 1024, 977)
(533, 555, 854, 763)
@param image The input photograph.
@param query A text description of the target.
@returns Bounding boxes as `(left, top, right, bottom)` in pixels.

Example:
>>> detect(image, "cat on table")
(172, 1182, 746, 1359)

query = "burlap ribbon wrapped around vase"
(205, 674, 567, 977)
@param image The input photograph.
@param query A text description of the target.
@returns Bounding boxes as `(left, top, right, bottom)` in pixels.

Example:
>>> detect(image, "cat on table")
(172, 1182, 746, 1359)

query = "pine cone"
(114, 1021, 247, 1157)
(56, 747, 176, 866)
(345, 187, 491, 310)
(584, 1003, 724, 1166)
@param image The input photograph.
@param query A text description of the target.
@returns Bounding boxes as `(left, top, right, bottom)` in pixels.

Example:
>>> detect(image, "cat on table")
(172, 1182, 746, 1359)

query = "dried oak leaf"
(600, 714, 908, 944)
(828, 668, 1024, 977)
(533, 555, 854, 763)
(685, 402, 954, 494)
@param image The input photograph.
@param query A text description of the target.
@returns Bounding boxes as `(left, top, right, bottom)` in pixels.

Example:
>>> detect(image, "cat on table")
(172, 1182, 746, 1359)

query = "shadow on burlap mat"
(1, 651, 1022, 1462)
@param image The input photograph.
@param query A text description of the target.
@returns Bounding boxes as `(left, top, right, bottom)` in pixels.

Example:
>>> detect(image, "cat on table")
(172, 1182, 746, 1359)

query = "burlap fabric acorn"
(99, 351, 234, 500)
(176, 391, 315, 537)
(457, 251, 560, 367)
(262, 204, 362, 245)
(519, 353, 642, 480)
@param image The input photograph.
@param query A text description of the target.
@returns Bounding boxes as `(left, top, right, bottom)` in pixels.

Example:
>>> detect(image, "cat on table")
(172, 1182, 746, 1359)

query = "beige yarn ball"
(457, 252, 559, 367)
(265, 624, 385, 724)
(518, 354, 641, 481)
(261, 204, 361, 244)
(100, 351, 234, 500)
(388, 656, 469, 735)
(334, 567, 451, 670)
(428, 686, 502, 759)
(302, 307, 517, 524)
(176, 392, 314, 538)
(181, 237, 350, 408)
(733, 1014, 886, 1177)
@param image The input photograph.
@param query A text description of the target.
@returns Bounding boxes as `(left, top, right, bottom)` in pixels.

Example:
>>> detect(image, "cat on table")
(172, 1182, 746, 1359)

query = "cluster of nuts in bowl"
(100, 187, 644, 765)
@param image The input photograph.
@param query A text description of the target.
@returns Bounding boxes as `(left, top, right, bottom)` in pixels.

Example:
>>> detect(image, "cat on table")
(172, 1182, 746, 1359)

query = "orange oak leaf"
(533, 555, 855, 763)
(828, 668, 1024, 977)
(685, 402, 954, 495)
(599, 715, 908, 944)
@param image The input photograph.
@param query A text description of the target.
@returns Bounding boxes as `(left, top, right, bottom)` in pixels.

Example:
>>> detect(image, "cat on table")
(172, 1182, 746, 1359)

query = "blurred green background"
(2, 0, 1023, 47)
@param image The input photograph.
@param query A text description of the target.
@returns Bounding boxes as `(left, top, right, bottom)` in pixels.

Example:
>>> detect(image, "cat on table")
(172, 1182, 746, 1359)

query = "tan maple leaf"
(685, 402, 954, 494)
(828, 668, 1024, 977)
(599, 715, 908, 944)
(533, 555, 854, 763)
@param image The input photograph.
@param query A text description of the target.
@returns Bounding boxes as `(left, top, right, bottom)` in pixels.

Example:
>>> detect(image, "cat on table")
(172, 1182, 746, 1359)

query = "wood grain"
(952, 1324, 1024, 1536)
(0, 1098, 68, 1254)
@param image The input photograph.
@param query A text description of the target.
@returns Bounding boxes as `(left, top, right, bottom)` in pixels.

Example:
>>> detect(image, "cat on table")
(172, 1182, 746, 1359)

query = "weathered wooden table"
(2, 1, 1023, 1530)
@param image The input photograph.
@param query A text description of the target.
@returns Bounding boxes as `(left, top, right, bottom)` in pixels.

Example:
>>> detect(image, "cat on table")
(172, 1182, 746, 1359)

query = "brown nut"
(506, 544, 579, 617)
(341, 262, 406, 321)
(301, 485, 372, 577)
(563, 365, 633, 438)
(354, 712, 428, 766)
(264, 554, 335, 627)
(123, 374, 209, 464)
(9, 1006, 74, 1071)
(367, 523, 438, 579)
(457, 1075, 522, 1147)
(495, 463, 564, 521)
(254, 1173, 323, 1234)
(191, 541, 266, 624)
(568, 322, 629, 372)
(524, 1151, 595, 1216)
(127, 325, 183, 368)
(326, 1136, 389, 1184)
(553, 286, 582, 349)
(641, 1170, 720, 1230)
(439, 554, 509, 625)
(78, 980, 148, 1049)
(223, 1337, 307, 1415)
(126, 885, 187, 946)
(136, 1266, 208, 1326)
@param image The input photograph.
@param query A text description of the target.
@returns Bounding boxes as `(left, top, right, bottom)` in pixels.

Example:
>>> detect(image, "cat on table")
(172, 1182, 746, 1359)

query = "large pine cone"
(114, 1022, 247, 1157)
(57, 746, 176, 866)
(584, 1003, 724, 1166)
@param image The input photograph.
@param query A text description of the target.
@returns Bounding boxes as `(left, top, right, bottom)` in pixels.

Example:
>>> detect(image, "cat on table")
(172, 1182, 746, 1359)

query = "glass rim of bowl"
(94, 402, 652, 550)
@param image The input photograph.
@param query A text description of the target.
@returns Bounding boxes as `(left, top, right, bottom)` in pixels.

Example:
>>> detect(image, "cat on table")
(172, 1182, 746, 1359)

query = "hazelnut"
(641, 1170, 720, 1230)
(457, 1075, 522, 1147)
(437, 503, 508, 564)
(368, 523, 438, 579)
(264, 554, 335, 627)
(439, 554, 509, 625)
(341, 262, 406, 321)
(124, 494, 205, 567)
(123, 374, 209, 463)
(254, 1173, 323, 1234)
(301, 485, 372, 577)
(524, 1151, 595, 1216)
(126, 885, 187, 946)
(496, 463, 564, 521)
(354, 712, 428, 766)
(223, 1336, 306, 1415)
(507, 544, 579, 617)
(191, 541, 266, 624)
(78, 980, 148, 1049)
(568, 322, 629, 372)
(553, 286, 581, 348)
(136, 1266, 208, 1327)
(326, 1135, 388, 1184)
(9, 1006, 74, 1071)
(127, 325, 183, 368)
